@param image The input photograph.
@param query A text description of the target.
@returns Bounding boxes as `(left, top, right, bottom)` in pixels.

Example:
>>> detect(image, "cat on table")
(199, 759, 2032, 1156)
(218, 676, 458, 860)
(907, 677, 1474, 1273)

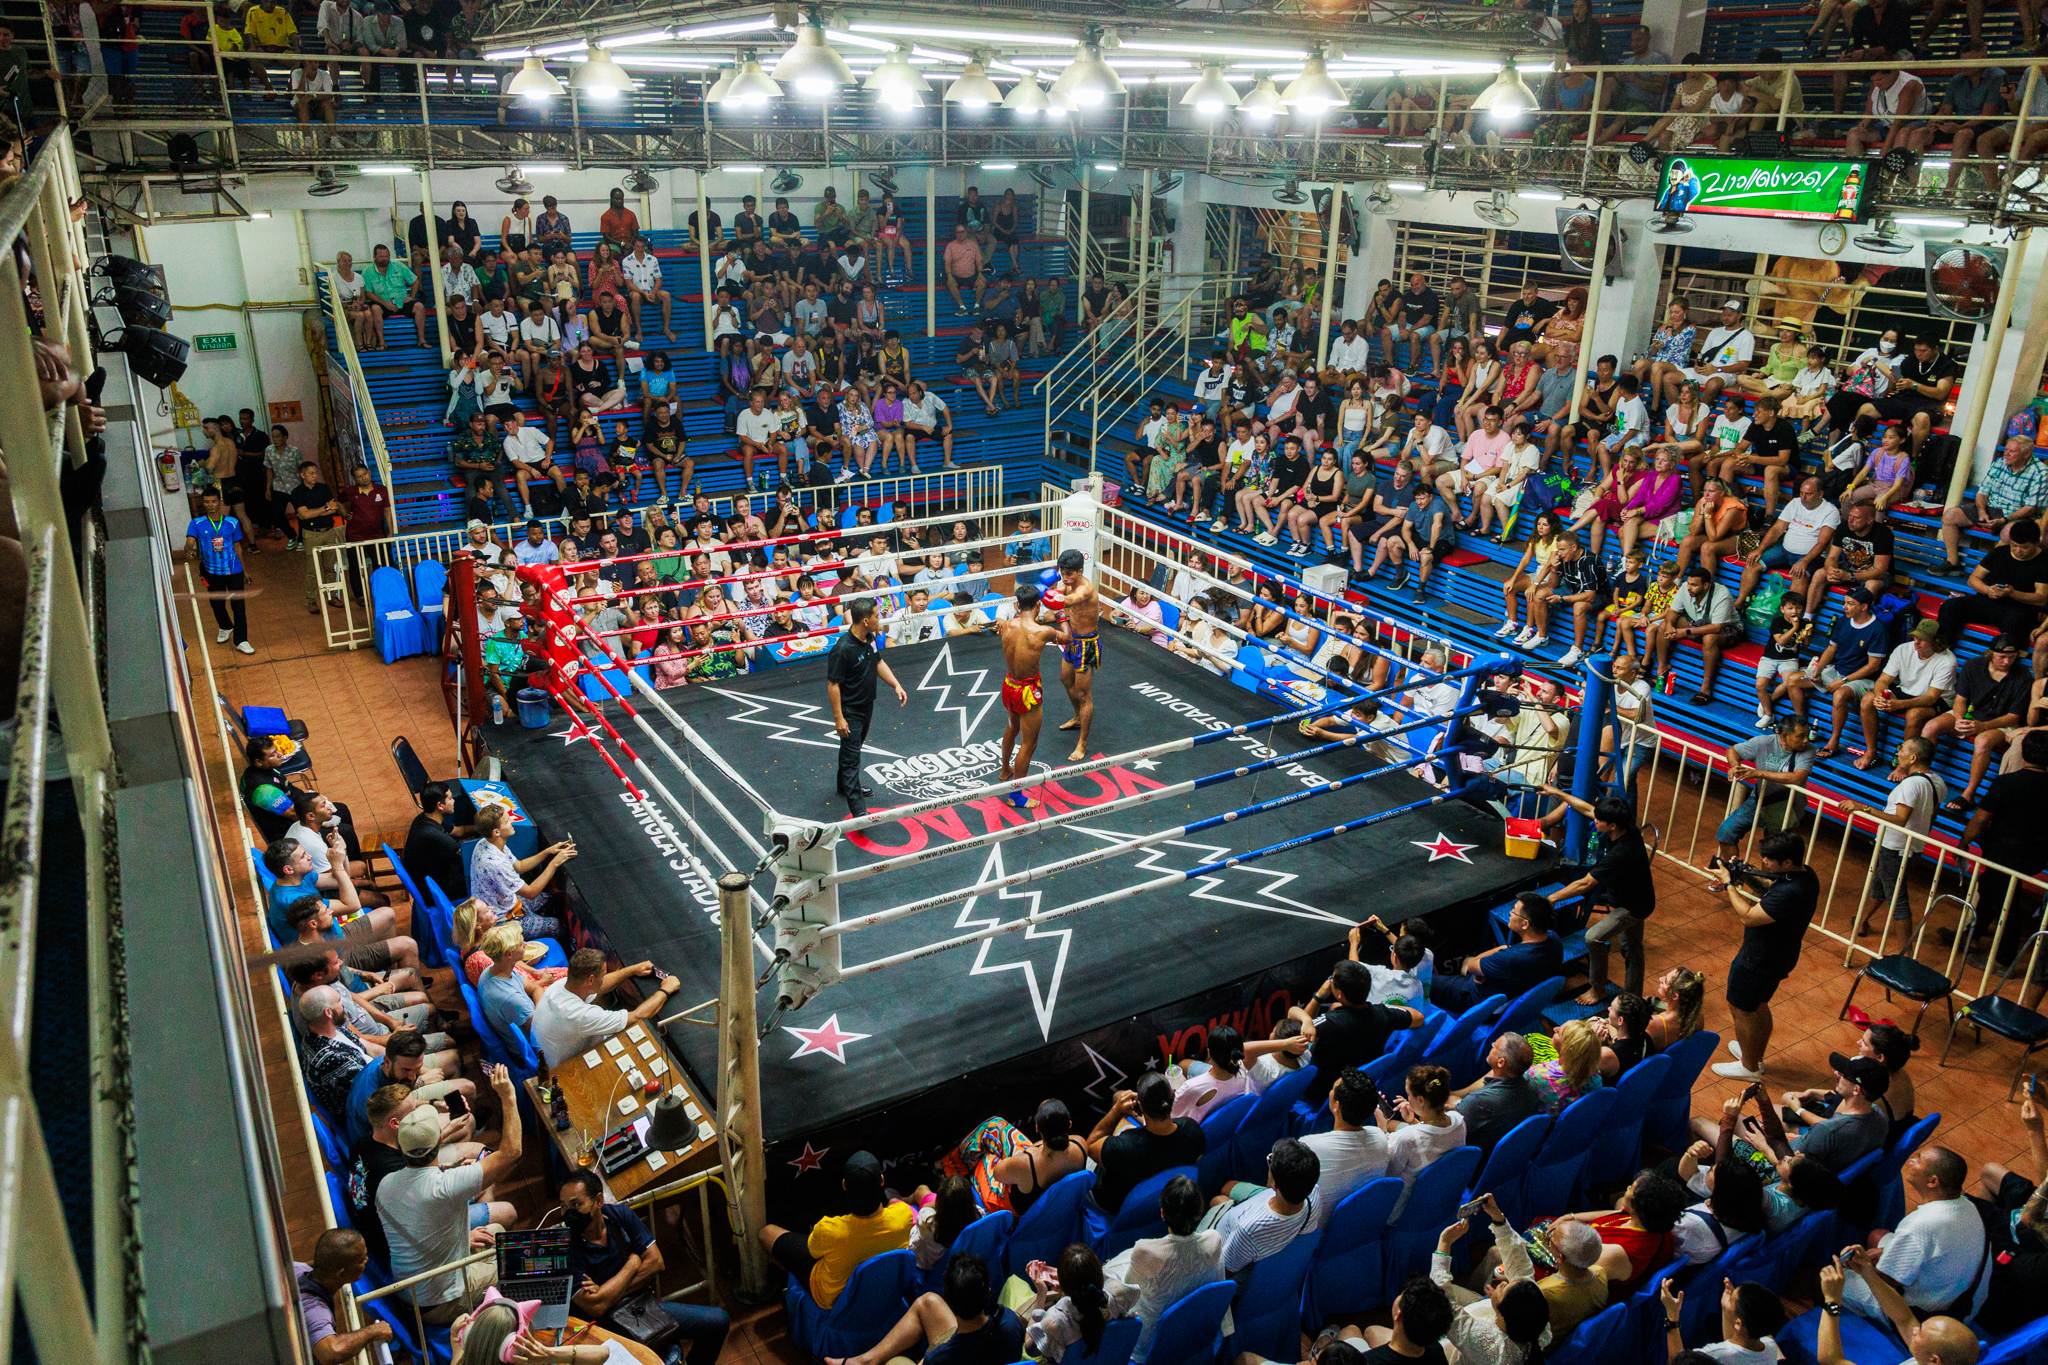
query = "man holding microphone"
(827, 599, 908, 818)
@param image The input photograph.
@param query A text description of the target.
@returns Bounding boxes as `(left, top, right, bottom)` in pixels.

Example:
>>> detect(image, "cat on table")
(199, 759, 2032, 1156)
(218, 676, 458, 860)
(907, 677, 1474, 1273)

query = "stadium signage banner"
(1655, 156, 1866, 221)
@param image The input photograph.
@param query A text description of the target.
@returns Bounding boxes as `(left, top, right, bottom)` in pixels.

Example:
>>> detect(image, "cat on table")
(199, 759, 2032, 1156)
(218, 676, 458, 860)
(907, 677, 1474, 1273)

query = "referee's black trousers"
(837, 708, 872, 799)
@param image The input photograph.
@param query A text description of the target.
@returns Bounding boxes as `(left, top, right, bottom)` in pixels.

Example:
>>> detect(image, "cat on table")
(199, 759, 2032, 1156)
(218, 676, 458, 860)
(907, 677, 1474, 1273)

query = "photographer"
(1709, 830, 1819, 1083)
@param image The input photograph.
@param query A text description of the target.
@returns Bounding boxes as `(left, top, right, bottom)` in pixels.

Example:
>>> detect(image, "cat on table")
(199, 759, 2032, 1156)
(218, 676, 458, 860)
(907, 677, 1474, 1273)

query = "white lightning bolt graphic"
(1079, 1043, 1130, 1101)
(915, 642, 1003, 746)
(704, 685, 902, 758)
(957, 841, 1072, 1040)
(1063, 824, 1355, 926)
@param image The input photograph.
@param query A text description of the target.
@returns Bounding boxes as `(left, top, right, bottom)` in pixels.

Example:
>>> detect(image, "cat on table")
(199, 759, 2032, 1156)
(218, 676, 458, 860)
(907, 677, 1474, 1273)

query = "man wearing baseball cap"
(1800, 586, 1890, 763)
(757, 1149, 912, 1309)
(1859, 619, 1957, 774)
(1784, 1053, 1892, 1173)
(1676, 300, 1756, 406)
(375, 1063, 523, 1325)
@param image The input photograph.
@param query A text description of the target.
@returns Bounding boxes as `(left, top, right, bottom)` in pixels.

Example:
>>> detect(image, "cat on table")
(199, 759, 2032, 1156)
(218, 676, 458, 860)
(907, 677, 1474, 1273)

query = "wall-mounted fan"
(869, 166, 898, 195)
(1649, 209, 1693, 235)
(1028, 164, 1061, 191)
(1273, 177, 1309, 206)
(1924, 241, 2005, 322)
(771, 168, 803, 193)
(1363, 182, 1395, 214)
(1153, 170, 1183, 195)
(1554, 207, 1626, 281)
(1855, 217, 1912, 254)
(308, 167, 349, 197)
(1473, 190, 1517, 227)
(622, 167, 659, 194)
(496, 168, 535, 196)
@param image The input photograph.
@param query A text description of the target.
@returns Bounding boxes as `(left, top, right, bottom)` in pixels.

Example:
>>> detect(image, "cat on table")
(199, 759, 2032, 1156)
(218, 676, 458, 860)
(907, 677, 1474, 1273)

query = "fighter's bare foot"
(1059, 719, 1080, 731)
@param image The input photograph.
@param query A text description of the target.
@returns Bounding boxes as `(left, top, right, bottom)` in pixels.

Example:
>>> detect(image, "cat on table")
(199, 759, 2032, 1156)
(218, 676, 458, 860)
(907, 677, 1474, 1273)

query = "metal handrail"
(320, 271, 399, 533)
(0, 124, 136, 1365)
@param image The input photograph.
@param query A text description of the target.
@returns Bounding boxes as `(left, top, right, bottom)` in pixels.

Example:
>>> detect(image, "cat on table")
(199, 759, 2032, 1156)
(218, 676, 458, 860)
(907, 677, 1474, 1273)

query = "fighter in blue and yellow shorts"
(1062, 631, 1101, 673)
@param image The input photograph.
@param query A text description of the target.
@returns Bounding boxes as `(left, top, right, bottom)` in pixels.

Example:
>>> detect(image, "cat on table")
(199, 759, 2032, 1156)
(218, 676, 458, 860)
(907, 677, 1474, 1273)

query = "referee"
(826, 599, 907, 817)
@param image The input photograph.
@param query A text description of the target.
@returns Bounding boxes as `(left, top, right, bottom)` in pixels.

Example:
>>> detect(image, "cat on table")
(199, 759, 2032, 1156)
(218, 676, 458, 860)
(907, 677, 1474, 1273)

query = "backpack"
(1873, 589, 1922, 650)
(2007, 408, 2039, 444)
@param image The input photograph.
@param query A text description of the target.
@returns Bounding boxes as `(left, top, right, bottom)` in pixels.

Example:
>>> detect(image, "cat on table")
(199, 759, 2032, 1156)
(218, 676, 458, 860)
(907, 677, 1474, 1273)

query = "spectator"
(1855, 335, 1957, 471)
(1833, 0, 1914, 110)
(1427, 1217, 1551, 1365)
(1961, 730, 2048, 972)
(343, 1026, 472, 1148)
(1923, 636, 2032, 813)
(943, 225, 986, 313)
(1659, 1279, 1786, 1365)
(1858, 621, 1958, 772)
(1819, 1251, 1980, 1365)
(296, 1229, 394, 1365)
(758, 1150, 915, 1310)
(1669, 1152, 1768, 1266)
(557, 1169, 731, 1357)
(1846, 65, 1927, 158)
(1648, 564, 1742, 705)
(295, 984, 379, 1117)
(361, 242, 429, 350)
(1527, 1019, 1605, 1115)
(1711, 830, 1819, 1082)
(1804, 499, 1894, 620)
(530, 948, 679, 1068)
(286, 788, 377, 898)
(1346, 1275, 1456, 1361)
(1716, 717, 1815, 864)
(1937, 518, 2047, 647)
(1941, 437, 2048, 559)
(1287, 1068, 1392, 1228)
(181, 487, 254, 654)
(1380, 1065, 1468, 1218)
(467, 801, 574, 938)
(1206, 1137, 1320, 1279)
(1009, 1242, 1138, 1364)
(1113, 585, 1170, 648)
(1082, 1071, 1206, 1215)
(1291, 955, 1426, 1107)
(940, 1099, 1087, 1216)
(1431, 893, 1562, 1013)
(289, 461, 348, 613)
(377, 1064, 522, 1325)
(1593, 991, 1656, 1078)
(1843, 1146, 1991, 1323)
(1647, 966, 1708, 1053)
(1803, 588, 1891, 761)
(1735, 475, 1840, 613)
(1449, 1034, 1544, 1162)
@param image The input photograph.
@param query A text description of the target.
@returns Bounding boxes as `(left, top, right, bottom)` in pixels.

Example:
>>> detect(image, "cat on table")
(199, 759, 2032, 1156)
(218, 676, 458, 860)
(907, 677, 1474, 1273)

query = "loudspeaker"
(92, 254, 166, 296)
(109, 326, 190, 387)
(99, 284, 172, 329)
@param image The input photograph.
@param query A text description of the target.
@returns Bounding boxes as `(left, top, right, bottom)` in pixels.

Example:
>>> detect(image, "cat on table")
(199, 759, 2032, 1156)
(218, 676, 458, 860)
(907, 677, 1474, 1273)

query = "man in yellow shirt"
(757, 1150, 913, 1308)
(240, 0, 295, 92)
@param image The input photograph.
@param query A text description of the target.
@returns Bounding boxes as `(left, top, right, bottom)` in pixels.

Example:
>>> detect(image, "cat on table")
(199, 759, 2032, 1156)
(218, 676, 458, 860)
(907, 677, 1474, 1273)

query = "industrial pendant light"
(1003, 71, 1050, 116)
(1469, 56, 1537, 119)
(944, 59, 1003, 108)
(1180, 64, 1241, 117)
(569, 44, 632, 100)
(1050, 39, 1124, 108)
(1236, 76, 1284, 121)
(1278, 44, 1347, 115)
(771, 13, 858, 96)
(508, 56, 565, 102)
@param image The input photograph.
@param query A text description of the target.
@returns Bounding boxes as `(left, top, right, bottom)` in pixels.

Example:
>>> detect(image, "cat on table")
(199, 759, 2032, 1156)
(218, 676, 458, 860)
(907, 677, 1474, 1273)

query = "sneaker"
(1513, 627, 1538, 647)
(1556, 647, 1583, 668)
(1287, 543, 1310, 557)
(1757, 708, 1776, 729)
(286, 539, 304, 552)
(235, 641, 255, 655)
(215, 628, 232, 644)
(1711, 1060, 1766, 1081)
(1493, 621, 1519, 638)
(1525, 634, 1549, 650)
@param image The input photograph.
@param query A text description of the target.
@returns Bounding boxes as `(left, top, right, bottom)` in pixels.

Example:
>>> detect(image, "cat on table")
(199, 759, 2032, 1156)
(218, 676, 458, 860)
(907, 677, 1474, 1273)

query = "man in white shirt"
(734, 391, 787, 489)
(1193, 353, 1230, 420)
(1676, 300, 1756, 403)
(1841, 1145, 1989, 1324)
(1838, 735, 1945, 929)
(477, 296, 516, 352)
(501, 411, 564, 517)
(375, 1065, 522, 1324)
(1324, 320, 1372, 386)
(622, 239, 674, 341)
(1298, 1069, 1390, 1229)
(888, 588, 941, 645)
(1400, 410, 1460, 482)
(1735, 474, 1841, 608)
(515, 301, 561, 387)
(290, 59, 336, 128)
(530, 948, 680, 1068)
(1860, 622, 1958, 772)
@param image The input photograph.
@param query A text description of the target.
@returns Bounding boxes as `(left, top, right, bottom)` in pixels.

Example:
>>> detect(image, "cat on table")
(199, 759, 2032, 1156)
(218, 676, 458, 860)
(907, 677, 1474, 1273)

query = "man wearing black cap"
(1720, 1052, 1891, 1178)
(1711, 830, 1819, 1083)
(1798, 586, 1890, 762)
(758, 1150, 913, 1310)
(825, 600, 908, 818)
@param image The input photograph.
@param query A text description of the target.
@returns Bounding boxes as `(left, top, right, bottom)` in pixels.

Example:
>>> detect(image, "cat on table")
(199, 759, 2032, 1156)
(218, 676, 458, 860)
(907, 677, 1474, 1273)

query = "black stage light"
(97, 284, 172, 329)
(107, 326, 190, 387)
(91, 254, 167, 297)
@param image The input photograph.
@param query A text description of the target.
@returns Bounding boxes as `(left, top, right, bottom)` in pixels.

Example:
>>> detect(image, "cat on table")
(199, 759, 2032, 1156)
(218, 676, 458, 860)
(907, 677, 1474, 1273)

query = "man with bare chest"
(1046, 549, 1102, 762)
(997, 582, 1071, 811)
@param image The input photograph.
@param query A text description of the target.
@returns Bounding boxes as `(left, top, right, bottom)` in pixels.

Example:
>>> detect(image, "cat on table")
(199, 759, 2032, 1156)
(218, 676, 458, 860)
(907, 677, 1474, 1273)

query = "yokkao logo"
(866, 741, 1049, 800)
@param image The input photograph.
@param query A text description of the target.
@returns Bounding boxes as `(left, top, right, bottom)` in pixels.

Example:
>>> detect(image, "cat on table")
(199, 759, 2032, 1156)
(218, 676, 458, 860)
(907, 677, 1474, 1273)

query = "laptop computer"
(496, 1226, 576, 1332)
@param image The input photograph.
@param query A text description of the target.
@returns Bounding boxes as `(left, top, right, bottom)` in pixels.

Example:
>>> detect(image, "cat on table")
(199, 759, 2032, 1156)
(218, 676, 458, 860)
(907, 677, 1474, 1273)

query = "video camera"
(1708, 855, 1774, 892)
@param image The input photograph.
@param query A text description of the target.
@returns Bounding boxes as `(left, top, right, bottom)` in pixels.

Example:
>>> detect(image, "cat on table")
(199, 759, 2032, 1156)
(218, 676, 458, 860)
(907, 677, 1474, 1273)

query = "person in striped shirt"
(181, 487, 254, 653)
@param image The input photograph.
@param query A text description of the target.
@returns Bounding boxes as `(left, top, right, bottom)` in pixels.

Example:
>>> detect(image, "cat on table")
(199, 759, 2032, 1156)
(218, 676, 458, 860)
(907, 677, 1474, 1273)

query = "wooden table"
(524, 1020, 720, 1202)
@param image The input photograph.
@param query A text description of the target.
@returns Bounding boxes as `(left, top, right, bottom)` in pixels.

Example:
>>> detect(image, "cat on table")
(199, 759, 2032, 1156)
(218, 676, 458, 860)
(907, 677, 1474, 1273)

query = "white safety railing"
(0, 124, 140, 1365)
(316, 465, 1006, 651)
(319, 271, 398, 526)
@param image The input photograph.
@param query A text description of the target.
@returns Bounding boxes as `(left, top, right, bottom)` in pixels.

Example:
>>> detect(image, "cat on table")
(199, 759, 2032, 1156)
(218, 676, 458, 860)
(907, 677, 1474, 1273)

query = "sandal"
(1813, 744, 1843, 761)
(1942, 795, 1977, 814)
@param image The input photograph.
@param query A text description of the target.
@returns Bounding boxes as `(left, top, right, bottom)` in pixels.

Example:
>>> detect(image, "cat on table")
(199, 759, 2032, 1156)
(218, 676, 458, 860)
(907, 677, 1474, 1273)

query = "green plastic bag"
(1743, 576, 1788, 631)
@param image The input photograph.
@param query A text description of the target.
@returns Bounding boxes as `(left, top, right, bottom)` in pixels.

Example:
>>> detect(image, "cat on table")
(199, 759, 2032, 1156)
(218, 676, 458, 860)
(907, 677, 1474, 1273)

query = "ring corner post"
(1060, 478, 1103, 581)
(715, 870, 772, 1301)
(1565, 653, 1615, 863)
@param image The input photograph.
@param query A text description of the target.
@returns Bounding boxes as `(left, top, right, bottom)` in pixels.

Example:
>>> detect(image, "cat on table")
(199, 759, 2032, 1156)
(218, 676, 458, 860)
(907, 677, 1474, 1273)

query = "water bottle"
(491, 693, 505, 725)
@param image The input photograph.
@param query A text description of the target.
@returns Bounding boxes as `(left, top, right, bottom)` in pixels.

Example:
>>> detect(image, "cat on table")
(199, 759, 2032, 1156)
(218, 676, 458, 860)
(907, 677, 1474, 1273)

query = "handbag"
(603, 1291, 683, 1354)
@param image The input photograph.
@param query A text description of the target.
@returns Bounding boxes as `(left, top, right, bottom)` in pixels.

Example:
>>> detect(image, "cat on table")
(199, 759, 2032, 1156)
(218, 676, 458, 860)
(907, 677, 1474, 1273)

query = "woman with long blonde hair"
(1527, 1018, 1605, 1114)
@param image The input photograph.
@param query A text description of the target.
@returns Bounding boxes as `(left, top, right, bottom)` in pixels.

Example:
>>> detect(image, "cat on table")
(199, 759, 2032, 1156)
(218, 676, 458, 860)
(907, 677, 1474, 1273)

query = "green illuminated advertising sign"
(1654, 156, 1866, 222)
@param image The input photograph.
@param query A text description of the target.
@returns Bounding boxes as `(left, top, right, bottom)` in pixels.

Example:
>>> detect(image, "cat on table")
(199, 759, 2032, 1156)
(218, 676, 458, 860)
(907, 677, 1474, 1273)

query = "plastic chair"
(1586, 1052, 1671, 1189)
(1302, 1177, 1403, 1329)
(421, 881, 462, 975)
(308, 1107, 350, 1170)
(914, 1209, 1013, 1298)
(1145, 1280, 1235, 1365)
(370, 565, 431, 662)
(1523, 1088, 1618, 1220)
(1225, 1065, 1317, 1185)
(1544, 1297, 1632, 1365)
(415, 557, 448, 647)
(1363, 1013, 1446, 1095)
(1087, 1165, 1197, 1262)
(1982, 1313, 2048, 1364)
(1225, 1229, 1320, 1365)
(381, 841, 441, 962)
(1942, 930, 2048, 1100)
(1467, 1113, 1551, 1229)
(1003, 1169, 1095, 1280)
(1643, 1030, 1720, 1156)
(1675, 1233, 1761, 1346)
(1873, 1112, 1942, 1231)
(1482, 977, 1571, 1067)
(389, 736, 433, 802)
(1069, 1316, 1141, 1365)
(1387, 1146, 1483, 1298)
(1422, 995, 1507, 1089)
(784, 1248, 915, 1363)
(219, 692, 314, 774)
(1195, 1093, 1258, 1195)
(1840, 893, 1969, 1039)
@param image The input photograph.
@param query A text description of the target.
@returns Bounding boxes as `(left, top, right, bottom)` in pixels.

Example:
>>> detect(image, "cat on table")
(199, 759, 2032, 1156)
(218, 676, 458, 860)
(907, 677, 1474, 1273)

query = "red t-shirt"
(343, 484, 390, 541)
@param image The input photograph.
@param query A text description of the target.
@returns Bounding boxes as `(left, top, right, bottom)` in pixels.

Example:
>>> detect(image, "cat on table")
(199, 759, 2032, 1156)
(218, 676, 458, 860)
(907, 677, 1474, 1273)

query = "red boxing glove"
(1041, 587, 1066, 613)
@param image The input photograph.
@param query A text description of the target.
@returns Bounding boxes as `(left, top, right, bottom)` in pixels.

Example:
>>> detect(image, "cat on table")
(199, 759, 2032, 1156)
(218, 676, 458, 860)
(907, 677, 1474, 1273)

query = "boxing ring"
(477, 481, 1558, 1259)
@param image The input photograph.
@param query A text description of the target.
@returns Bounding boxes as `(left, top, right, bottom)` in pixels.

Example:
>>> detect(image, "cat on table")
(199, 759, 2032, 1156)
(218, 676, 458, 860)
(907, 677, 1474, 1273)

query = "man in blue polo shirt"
(559, 1169, 732, 1362)
(1429, 893, 1564, 1012)
(181, 486, 254, 653)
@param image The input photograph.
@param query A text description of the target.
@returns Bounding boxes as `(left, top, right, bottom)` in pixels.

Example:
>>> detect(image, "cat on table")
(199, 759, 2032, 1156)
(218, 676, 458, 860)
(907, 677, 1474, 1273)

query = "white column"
(1582, 202, 1665, 370)
(1343, 210, 1396, 320)
(1635, 0, 1703, 67)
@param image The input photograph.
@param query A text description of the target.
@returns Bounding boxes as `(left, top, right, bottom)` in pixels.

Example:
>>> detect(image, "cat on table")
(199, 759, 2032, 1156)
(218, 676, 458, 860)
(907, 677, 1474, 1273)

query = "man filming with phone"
(1708, 830, 1819, 1084)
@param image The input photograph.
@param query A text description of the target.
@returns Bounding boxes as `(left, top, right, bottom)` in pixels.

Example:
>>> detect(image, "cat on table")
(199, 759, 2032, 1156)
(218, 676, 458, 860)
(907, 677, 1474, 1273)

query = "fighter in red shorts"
(996, 581, 1071, 811)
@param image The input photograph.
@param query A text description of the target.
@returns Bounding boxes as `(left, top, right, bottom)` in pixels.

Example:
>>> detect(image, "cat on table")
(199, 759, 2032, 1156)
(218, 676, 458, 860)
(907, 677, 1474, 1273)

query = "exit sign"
(194, 333, 237, 352)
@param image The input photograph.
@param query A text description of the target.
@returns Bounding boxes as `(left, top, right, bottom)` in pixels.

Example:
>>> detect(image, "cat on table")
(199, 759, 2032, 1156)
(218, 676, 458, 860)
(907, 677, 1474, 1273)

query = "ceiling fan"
(771, 168, 803, 193)
(1855, 216, 1912, 254)
(1272, 176, 1309, 206)
(495, 168, 535, 196)
(1649, 209, 1693, 235)
(622, 167, 659, 194)
(308, 167, 349, 197)
(868, 166, 898, 195)
(1472, 189, 1517, 227)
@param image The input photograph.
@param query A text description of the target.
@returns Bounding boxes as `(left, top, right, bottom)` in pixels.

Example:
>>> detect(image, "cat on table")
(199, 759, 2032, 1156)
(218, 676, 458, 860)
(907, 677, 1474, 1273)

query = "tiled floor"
(200, 535, 2033, 1364)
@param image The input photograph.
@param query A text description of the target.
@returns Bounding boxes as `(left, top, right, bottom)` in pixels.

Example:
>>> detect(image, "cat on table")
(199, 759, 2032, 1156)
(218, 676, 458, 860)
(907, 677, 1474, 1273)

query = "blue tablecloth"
(459, 779, 540, 860)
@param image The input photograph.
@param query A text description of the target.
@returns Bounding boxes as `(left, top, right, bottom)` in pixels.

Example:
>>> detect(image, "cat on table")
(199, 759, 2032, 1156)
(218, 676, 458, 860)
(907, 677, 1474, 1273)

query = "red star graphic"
(1412, 832, 1477, 864)
(788, 1141, 829, 1175)
(784, 1014, 872, 1064)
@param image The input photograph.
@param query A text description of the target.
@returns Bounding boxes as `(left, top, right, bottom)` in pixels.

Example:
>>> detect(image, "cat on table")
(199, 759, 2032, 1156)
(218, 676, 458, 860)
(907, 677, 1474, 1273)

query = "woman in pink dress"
(1617, 447, 1689, 561)
(1567, 447, 1648, 556)
(649, 623, 693, 689)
